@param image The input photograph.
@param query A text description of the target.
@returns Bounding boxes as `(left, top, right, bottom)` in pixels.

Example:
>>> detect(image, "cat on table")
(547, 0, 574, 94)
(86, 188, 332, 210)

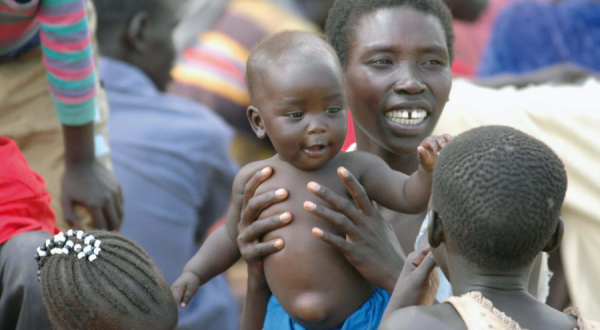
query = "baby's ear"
(543, 218, 564, 253)
(247, 106, 267, 139)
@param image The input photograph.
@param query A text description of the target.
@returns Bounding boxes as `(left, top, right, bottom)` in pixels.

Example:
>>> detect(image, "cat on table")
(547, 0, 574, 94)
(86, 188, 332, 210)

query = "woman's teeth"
(385, 109, 428, 126)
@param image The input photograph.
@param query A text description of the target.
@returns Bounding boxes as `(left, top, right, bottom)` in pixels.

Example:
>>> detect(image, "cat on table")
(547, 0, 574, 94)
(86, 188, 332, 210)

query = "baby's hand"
(417, 134, 453, 172)
(171, 272, 201, 308)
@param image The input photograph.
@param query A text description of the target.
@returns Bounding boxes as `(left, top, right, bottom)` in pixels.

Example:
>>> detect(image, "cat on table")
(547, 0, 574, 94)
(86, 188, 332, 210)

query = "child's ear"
(247, 106, 267, 139)
(543, 217, 564, 253)
(428, 210, 444, 248)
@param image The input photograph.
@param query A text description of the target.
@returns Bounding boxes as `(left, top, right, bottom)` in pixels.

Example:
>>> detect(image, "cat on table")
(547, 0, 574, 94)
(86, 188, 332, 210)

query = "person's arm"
(61, 124, 122, 230)
(304, 167, 404, 294)
(39, 0, 122, 230)
(359, 135, 452, 214)
(171, 166, 291, 308)
(171, 167, 251, 307)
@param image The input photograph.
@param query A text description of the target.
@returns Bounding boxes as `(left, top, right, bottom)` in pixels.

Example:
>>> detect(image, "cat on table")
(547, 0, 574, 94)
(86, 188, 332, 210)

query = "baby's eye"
(326, 106, 343, 114)
(285, 111, 304, 119)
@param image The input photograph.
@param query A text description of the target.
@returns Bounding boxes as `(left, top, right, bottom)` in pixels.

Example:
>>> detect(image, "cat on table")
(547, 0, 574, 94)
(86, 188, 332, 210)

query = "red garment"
(0, 137, 58, 245)
(342, 111, 357, 151)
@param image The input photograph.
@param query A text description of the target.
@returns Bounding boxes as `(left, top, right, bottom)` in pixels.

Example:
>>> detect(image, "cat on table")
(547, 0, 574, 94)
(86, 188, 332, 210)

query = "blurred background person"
(95, 0, 239, 329)
(479, 0, 600, 77)
(0, 0, 122, 231)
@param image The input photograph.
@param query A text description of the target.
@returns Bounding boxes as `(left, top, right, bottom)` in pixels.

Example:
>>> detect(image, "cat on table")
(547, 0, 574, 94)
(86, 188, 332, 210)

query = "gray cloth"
(101, 57, 239, 330)
(0, 230, 52, 330)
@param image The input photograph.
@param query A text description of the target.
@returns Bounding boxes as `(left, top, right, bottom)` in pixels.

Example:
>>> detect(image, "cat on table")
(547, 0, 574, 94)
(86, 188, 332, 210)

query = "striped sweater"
(0, 0, 96, 126)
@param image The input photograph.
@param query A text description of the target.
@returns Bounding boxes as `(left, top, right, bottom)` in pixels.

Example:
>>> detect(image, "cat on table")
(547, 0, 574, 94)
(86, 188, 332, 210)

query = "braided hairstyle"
(325, 0, 455, 67)
(432, 126, 567, 272)
(37, 230, 177, 330)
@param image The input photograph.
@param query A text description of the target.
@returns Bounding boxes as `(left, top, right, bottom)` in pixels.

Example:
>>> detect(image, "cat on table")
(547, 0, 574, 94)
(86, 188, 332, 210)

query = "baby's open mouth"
(303, 144, 328, 157)
(385, 109, 428, 126)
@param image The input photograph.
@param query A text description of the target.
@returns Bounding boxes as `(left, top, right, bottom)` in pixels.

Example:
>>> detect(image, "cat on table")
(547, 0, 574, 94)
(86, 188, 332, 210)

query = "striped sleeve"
(38, 0, 96, 126)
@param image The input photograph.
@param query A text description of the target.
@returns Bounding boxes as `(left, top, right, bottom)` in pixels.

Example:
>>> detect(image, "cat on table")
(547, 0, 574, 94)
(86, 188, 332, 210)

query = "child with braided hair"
(37, 230, 178, 330)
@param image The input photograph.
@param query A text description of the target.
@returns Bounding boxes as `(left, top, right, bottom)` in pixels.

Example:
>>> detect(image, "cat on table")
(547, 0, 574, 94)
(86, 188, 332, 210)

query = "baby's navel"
(293, 292, 330, 324)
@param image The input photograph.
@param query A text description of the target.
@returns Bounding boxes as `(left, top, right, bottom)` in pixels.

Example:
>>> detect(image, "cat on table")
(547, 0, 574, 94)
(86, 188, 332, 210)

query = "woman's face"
(345, 7, 452, 155)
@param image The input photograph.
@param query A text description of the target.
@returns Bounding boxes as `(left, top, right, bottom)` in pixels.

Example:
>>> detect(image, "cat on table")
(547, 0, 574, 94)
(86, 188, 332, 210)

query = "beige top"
(445, 292, 600, 330)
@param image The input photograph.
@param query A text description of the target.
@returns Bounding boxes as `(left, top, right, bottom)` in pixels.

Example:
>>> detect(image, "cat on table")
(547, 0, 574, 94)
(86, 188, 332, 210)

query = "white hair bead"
(65, 241, 74, 248)
(84, 235, 95, 245)
(94, 240, 101, 248)
(83, 245, 92, 254)
(88, 254, 97, 262)
(94, 247, 101, 255)
(76, 231, 84, 239)
(37, 247, 47, 257)
(67, 229, 74, 237)
(78, 252, 86, 259)
(74, 244, 82, 252)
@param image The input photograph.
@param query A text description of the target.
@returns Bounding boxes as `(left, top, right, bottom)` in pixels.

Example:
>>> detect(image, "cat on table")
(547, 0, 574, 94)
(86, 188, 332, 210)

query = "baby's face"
(257, 60, 348, 170)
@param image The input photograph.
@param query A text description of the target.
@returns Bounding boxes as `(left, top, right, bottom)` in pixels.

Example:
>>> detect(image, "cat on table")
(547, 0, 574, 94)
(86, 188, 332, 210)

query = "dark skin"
(379, 213, 577, 330)
(62, 124, 123, 230)
(171, 36, 450, 329)
(97, 0, 178, 92)
(345, 7, 452, 254)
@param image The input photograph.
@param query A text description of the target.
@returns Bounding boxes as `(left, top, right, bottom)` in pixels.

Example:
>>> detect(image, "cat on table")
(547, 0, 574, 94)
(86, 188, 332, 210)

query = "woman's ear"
(126, 12, 149, 53)
(543, 217, 564, 253)
(428, 210, 444, 248)
(247, 106, 267, 139)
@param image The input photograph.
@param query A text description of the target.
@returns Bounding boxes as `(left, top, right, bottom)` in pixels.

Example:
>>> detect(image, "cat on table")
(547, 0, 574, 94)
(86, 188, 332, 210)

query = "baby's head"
(37, 230, 178, 330)
(429, 126, 567, 276)
(246, 30, 348, 170)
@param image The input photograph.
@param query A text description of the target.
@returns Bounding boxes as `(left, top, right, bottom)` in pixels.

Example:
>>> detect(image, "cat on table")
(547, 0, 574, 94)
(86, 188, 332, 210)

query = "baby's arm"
(171, 166, 256, 307)
(358, 135, 452, 213)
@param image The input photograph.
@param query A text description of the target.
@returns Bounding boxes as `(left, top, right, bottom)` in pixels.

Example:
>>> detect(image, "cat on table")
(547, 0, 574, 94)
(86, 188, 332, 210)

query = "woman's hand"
(237, 167, 291, 283)
(304, 167, 404, 294)
(237, 167, 291, 330)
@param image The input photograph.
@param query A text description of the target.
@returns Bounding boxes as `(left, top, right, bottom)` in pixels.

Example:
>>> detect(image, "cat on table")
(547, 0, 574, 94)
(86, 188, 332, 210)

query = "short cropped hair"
(246, 30, 338, 103)
(325, 0, 454, 66)
(39, 231, 177, 330)
(433, 126, 567, 271)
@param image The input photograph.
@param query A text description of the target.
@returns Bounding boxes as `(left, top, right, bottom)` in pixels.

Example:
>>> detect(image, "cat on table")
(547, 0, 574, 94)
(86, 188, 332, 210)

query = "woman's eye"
(326, 107, 343, 114)
(423, 59, 444, 66)
(285, 112, 304, 119)
(369, 58, 393, 66)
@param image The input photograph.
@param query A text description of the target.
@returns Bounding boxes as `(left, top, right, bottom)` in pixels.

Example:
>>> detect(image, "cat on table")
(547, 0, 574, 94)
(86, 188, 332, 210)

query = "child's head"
(430, 126, 567, 275)
(38, 230, 178, 330)
(246, 30, 348, 170)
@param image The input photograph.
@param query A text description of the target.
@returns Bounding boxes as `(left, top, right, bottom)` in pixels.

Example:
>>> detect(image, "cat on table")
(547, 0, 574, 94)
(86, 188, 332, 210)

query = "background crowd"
(0, 0, 599, 329)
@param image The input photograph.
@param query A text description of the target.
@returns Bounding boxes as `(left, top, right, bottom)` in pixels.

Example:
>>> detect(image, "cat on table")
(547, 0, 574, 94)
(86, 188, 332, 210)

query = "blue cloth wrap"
(263, 288, 390, 330)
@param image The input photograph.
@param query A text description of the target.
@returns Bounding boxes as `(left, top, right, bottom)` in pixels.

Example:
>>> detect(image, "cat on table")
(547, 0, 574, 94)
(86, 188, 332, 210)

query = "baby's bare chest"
(255, 165, 351, 221)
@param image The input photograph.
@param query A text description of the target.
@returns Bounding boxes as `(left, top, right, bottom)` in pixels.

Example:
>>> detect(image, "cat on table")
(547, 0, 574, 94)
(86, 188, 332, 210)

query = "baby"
(172, 31, 450, 329)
